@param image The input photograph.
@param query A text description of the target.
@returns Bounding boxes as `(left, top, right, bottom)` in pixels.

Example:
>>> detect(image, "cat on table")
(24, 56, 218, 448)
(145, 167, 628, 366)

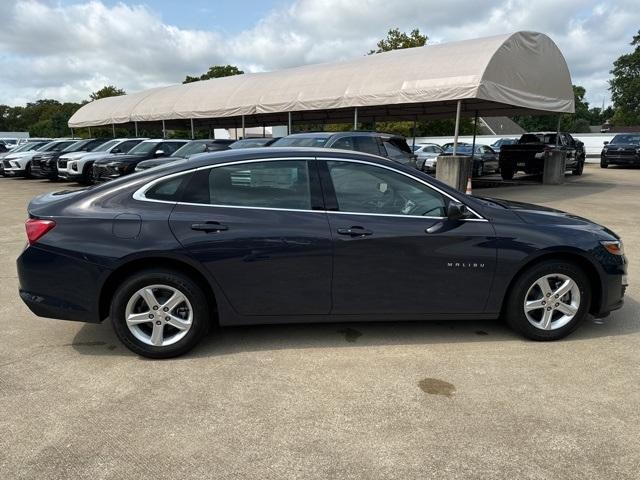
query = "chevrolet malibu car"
(18, 148, 627, 358)
(600, 134, 640, 168)
(59, 138, 145, 184)
(92, 139, 189, 181)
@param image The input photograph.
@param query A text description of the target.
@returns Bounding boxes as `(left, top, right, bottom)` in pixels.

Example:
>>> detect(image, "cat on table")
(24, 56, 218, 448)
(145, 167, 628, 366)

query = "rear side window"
(331, 137, 356, 151)
(145, 174, 190, 202)
(183, 160, 311, 210)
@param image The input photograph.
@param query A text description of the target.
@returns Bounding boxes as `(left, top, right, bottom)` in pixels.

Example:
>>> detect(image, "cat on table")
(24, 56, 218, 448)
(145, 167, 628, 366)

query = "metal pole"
(452, 100, 462, 155)
(556, 115, 561, 146)
(471, 110, 478, 162)
(71, 128, 75, 139)
(288, 112, 292, 135)
(411, 116, 417, 150)
(241, 115, 245, 139)
(112, 124, 115, 138)
(262, 123, 266, 138)
(88, 127, 91, 137)
(354, 107, 358, 130)
(190, 119, 195, 140)
(134, 122, 138, 137)
(162, 120, 166, 139)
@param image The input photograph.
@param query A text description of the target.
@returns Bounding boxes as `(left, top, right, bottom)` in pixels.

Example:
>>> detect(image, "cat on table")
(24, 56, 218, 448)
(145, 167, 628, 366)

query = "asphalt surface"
(1, 165, 638, 479)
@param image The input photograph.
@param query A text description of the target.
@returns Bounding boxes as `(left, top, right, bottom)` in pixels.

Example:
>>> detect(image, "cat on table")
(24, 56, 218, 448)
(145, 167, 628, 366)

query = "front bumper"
(17, 245, 107, 323)
(601, 154, 640, 165)
(30, 160, 58, 179)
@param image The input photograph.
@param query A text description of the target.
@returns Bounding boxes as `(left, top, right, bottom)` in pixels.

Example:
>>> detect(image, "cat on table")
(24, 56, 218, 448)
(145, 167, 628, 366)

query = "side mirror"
(447, 201, 468, 220)
(603, 141, 609, 145)
(155, 150, 165, 157)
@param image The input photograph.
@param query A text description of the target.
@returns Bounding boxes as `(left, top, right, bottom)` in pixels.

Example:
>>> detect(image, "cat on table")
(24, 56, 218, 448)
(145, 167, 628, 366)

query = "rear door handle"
(191, 222, 229, 233)
(337, 226, 373, 237)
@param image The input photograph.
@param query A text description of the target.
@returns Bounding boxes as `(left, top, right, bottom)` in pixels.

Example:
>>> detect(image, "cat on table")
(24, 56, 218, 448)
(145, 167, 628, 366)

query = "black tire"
(504, 260, 591, 341)
(474, 162, 484, 177)
(110, 269, 210, 358)
(572, 161, 584, 176)
(24, 162, 32, 179)
(600, 159, 608, 168)
(501, 167, 514, 180)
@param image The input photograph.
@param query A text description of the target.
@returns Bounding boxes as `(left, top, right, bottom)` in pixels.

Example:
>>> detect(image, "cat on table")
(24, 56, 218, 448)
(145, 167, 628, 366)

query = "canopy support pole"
(452, 100, 462, 156)
(262, 123, 266, 138)
(71, 128, 75, 139)
(190, 119, 195, 140)
(354, 107, 358, 130)
(411, 116, 417, 150)
(471, 110, 478, 162)
(88, 127, 91, 137)
(556, 116, 561, 146)
(162, 120, 166, 139)
(112, 124, 115, 138)
(241, 115, 245, 139)
(134, 122, 138, 137)
(288, 112, 292, 135)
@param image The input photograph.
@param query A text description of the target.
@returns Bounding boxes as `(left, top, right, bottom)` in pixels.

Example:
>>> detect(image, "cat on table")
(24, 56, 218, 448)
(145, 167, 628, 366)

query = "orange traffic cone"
(465, 177, 473, 195)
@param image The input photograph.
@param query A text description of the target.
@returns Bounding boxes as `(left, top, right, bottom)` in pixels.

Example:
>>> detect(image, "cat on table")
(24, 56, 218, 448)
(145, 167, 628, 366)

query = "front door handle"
(337, 226, 373, 237)
(191, 222, 229, 233)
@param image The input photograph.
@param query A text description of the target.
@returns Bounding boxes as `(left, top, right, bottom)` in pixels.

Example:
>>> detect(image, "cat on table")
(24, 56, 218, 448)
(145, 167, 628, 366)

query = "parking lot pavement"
(1, 166, 638, 480)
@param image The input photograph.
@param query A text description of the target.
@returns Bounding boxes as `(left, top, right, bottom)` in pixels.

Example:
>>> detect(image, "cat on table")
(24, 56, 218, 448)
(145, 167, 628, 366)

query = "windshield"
(610, 134, 640, 145)
(92, 139, 119, 152)
(173, 142, 208, 158)
(10, 142, 44, 153)
(39, 141, 70, 152)
(272, 137, 329, 148)
(127, 141, 161, 155)
(444, 145, 475, 154)
(62, 140, 92, 153)
(229, 138, 273, 148)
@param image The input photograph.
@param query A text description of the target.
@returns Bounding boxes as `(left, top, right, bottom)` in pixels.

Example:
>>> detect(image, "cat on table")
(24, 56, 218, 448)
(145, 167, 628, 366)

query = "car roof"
(282, 131, 405, 140)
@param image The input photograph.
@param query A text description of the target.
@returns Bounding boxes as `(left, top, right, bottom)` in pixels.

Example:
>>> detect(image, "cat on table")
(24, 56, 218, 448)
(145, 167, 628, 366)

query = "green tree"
(89, 85, 126, 101)
(183, 65, 244, 84)
(609, 30, 640, 125)
(368, 28, 428, 54)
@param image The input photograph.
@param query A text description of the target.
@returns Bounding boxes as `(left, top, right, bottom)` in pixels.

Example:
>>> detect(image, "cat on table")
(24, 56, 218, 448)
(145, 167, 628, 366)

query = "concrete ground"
(0, 165, 638, 479)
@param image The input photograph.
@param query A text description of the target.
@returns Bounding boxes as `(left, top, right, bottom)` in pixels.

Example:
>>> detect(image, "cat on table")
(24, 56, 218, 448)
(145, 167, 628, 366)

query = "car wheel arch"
(499, 250, 603, 317)
(98, 256, 219, 323)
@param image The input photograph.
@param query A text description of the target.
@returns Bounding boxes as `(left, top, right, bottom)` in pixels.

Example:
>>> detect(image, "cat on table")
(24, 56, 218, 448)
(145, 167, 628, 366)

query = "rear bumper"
(17, 245, 108, 323)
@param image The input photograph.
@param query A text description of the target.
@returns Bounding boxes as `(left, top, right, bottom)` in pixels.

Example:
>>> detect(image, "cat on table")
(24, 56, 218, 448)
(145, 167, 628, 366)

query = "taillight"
(25, 218, 56, 245)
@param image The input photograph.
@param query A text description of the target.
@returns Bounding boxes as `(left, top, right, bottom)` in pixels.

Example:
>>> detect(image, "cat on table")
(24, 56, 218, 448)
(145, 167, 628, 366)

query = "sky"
(0, 0, 638, 109)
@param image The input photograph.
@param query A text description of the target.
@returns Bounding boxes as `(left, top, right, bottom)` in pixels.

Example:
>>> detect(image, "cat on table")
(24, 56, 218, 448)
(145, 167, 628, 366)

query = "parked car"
(18, 148, 626, 358)
(229, 137, 280, 148)
(3, 139, 75, 178)
(0, 138, 20, 150)
(59, 138, 145, 184)
(600, 134, 640, 168)
(490, 137, 518, 153)
(0, 140, 51, 176)
(31, 138, 110, 180)
(271, 132, 417, 167)
(412, 143, 443, 173)
(499, 132, 585, 180)
(0, 144, 7, 154)
(134, 139, 233, 172)
(440, 144, 499, 176)
(92, 139, 189, 182)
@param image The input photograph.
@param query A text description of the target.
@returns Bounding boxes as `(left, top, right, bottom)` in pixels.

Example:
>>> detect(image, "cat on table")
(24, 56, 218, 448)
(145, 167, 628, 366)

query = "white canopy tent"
(69, 30, 574, 148)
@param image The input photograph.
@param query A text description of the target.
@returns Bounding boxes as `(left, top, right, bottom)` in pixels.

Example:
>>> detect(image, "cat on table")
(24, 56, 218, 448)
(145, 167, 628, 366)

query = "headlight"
(601, 240, 624, 256)
(602, 148, 608, 154)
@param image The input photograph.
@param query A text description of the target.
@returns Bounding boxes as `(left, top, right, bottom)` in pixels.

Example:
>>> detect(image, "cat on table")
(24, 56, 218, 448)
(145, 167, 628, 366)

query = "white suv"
(59, 138, 145, 184)
(3, 139, 75, 178)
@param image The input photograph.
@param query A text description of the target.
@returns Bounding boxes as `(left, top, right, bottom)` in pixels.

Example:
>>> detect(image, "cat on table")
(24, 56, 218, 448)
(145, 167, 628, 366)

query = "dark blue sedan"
(17, 148, 627, 357)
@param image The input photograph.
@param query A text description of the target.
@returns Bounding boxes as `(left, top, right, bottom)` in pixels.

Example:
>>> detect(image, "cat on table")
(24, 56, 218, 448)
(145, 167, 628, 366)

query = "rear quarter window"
(144, 173, 191, 202)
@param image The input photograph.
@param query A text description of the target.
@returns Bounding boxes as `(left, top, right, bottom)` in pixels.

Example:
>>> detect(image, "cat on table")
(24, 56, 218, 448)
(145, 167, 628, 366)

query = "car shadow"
(70, 296, 640, 359)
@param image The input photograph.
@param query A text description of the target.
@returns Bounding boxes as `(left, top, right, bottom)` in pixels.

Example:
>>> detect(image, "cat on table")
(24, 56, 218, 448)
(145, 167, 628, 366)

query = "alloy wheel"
(124, 284, 193, 346)
(523, 273, 580, 331)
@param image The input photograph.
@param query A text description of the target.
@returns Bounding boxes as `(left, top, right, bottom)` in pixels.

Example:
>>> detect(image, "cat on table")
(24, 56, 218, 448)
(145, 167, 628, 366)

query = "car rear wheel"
(504, 260, 591, 341)
(25, 162, 32, 179)
(110, 269, 210, 358)
(500, 167, 514, 180)
(573, 161, 584, 175)
(600, 159, 608, 168)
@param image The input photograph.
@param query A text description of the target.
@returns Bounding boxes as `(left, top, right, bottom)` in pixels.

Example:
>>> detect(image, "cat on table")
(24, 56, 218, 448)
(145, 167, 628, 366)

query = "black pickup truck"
(498, 132, 585, 180)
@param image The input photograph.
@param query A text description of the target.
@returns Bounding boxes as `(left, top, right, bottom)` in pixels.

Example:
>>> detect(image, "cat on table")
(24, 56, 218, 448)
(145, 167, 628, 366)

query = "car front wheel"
(504, 260, 591, 341)
(110, 269, 210, 358)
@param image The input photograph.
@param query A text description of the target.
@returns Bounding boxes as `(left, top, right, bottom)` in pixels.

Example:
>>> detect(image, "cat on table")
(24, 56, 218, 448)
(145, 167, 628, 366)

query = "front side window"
(160, 142, 187, 155)
(183, 160, 311, 210)
(327, 161, 446, 217)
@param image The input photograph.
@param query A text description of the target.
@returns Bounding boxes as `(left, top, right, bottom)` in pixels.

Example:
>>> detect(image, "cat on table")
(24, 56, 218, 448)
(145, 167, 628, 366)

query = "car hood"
(5, 151, 39, 160)
(137, 156, 183, 167)
(95, 154, 145, 165)
(59, 151, 93, 161)
(604, 143, 638, 150)
(479, 196, 615, 232)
